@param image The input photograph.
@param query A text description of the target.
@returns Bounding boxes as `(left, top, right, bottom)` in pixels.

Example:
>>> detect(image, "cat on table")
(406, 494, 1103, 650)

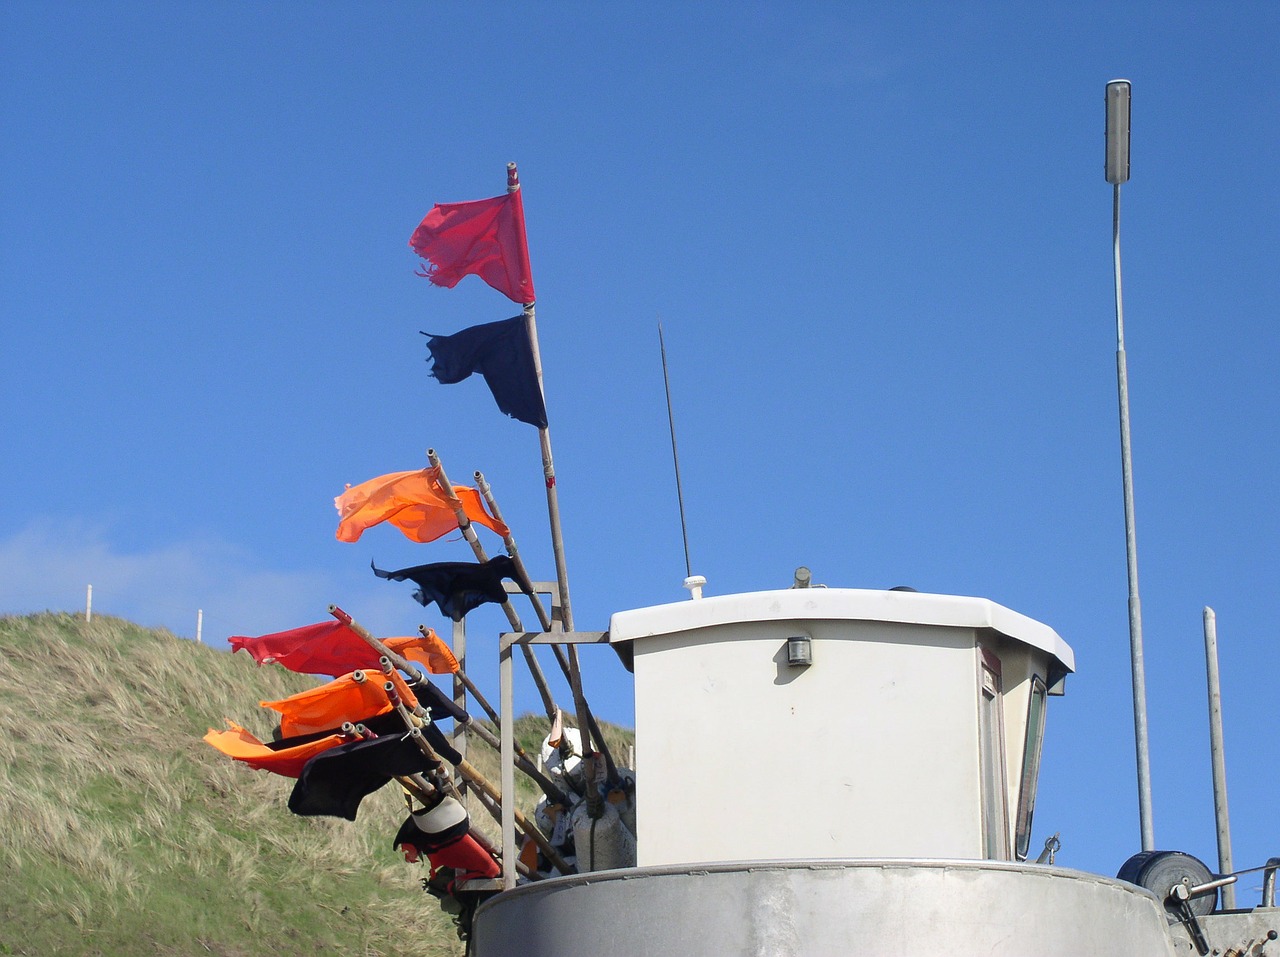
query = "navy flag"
(372, 556, 518, 622)
(422, 316, 547, 428)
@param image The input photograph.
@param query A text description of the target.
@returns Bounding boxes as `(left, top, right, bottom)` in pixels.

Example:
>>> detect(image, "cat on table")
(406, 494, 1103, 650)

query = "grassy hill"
(0, 612, 629, 957)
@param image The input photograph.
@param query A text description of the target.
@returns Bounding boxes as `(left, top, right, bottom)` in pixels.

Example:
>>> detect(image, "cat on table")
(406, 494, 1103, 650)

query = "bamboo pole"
(373, 662, 570, 874)
(383, 658, 569, 805)
(472, 470, 617, 781)
(342, 721, 483, 856)
(502, 164, 596, 758)
(450, 617, 467, 781)
(508, 164, 573, 634)
(425, 449, 559, 721)
(474, 470, 554, 632)
(459, 756, 572, 876)
(410, 643, 568, 803)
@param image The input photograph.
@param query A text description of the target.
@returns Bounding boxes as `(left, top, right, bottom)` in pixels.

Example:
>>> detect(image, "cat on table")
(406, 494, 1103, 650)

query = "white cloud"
(0, 520, 624, 723)
(0, 520, 401, 646)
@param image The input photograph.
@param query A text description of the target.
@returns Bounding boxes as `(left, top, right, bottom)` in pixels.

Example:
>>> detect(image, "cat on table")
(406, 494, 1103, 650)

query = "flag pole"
(508, 163, 601, 769)
(425, 448, 560, 722)
(507, 163, 574, 634)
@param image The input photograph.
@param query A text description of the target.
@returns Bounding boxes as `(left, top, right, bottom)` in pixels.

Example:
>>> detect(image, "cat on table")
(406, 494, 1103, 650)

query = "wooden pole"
(382, 659, 569, 805)
(327, 606, 572, 806)
(474, 469, 554, 631)
(512, 287, 594, 758)
(472, 467, 618, 779)
(381, 681, 569, 873)
(425, 448, 559, 721)
(509, 166, 573, 634)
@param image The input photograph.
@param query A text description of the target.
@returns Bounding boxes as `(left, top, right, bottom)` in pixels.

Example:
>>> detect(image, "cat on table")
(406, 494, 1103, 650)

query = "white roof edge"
(609, 588, 1075, 674)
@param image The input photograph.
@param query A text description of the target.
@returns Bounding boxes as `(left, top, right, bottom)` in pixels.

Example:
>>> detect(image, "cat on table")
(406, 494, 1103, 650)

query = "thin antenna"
(1106, 77, 1154, 852)
(658, 321, 693, 579)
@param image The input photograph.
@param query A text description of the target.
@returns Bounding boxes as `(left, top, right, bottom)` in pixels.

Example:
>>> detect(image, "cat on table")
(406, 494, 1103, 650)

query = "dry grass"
(0, 611, 634, 956)
(0, 613, 459, 956)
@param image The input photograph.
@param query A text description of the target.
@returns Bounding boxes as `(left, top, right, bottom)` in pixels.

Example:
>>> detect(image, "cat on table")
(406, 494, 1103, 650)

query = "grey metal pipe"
(1202, 606, 1235, 908)
(1113, 176, 1155, 852)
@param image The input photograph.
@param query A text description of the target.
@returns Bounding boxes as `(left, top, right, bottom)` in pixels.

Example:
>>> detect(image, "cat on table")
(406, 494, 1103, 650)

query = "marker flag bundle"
(409, 189, 535, 304)
(371, 555, 519, 621)
(423, 316, 547, 428)
(335, 466, 510, 544)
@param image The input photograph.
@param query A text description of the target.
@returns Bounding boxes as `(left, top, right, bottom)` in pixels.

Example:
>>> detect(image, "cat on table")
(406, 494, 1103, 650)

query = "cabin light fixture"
(786, 635, 813, 667)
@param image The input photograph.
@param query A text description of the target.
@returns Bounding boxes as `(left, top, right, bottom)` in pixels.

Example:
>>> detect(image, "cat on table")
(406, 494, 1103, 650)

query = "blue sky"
(2, 3, 1276, 886)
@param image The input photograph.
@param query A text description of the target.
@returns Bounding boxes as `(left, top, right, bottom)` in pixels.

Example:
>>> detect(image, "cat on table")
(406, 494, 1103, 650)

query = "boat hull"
(470, 858, 1179, 956)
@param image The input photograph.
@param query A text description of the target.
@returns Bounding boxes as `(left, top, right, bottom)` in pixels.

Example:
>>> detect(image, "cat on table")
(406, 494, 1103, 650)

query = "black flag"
(423, 316, 548, 428)
(289, 728, 462, 821)
(372, 556, 518, 621)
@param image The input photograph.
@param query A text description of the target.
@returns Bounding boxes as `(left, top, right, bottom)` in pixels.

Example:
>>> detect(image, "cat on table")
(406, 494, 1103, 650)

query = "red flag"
(334, 466, 509, 544)
(230, 621, 459, 679)
(409, 188, 535, 304)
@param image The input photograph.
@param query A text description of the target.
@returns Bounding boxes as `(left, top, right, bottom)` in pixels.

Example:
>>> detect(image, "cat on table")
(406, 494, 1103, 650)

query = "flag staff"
(508, 163, 574, 633)
(473, 466, 617, 782)
(508, 162, 599, 768)
(425, 448, 559, 721)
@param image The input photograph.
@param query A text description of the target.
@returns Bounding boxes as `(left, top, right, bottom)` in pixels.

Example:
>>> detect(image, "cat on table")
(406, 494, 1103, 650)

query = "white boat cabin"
(608, 587, 1075, 866)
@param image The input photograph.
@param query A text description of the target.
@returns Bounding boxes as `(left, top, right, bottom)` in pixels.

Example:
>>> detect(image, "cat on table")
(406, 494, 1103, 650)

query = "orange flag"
(335, 466, 510, 544)
(203, 721, 346, 778)
(385, 631, 459, 675)
(260, 669, 420, 738)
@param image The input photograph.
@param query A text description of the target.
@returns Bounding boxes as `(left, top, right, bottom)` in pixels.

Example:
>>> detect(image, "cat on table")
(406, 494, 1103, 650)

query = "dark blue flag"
(423, 316, 547, 428)
(372, 556, 518, 622)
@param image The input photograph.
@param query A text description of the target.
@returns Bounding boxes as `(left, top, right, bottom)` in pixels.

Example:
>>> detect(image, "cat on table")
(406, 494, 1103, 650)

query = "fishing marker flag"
(288, 729, 462, 821)
(335, 466, 510, 544)
(372, 555, 518, 621)
(203, 721, 347, 778)
(229, 620, 457, 678)
(423, 316, 547, 428)
(409, 186, 535, 304)
(259, 668, 420, 738)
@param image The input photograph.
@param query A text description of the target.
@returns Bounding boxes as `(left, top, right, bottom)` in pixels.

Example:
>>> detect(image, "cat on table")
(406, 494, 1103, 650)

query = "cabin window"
(978, 648, 1010, 860)
(1014, 675, 1048, 860)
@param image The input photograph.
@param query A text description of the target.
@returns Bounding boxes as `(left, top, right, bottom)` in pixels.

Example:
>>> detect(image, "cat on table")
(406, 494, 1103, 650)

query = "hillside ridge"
(0, 611, 475, 956)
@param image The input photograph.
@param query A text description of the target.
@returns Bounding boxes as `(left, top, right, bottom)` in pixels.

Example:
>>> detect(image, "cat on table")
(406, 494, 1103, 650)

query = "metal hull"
(471, 859, 1179, 957)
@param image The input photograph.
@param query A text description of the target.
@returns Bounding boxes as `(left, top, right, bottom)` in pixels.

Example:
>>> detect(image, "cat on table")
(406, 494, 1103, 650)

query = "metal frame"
(496, 578, 610, 888)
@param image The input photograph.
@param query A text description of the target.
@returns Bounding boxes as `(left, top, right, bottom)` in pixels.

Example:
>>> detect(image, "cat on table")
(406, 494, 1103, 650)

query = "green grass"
(0, 612, 631, 957)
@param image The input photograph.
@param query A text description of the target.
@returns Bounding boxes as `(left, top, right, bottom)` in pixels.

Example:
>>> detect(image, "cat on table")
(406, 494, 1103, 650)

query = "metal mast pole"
(1202, 606, 1236, 908)
(1106, 78, 1154, 851)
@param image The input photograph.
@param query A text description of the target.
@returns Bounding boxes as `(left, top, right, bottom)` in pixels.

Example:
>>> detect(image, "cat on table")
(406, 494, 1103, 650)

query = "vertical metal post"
(452, 617, 468, 784)
(1107, 79, 1154, 851)
(85, 584, 92, 623)
(499, 635, 517, 889)
(1202, 606, 1235, 908)
(196, 609, 203, 644)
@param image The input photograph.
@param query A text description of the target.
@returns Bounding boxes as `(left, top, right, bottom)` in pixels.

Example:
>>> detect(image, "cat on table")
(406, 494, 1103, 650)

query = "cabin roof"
(609, 587, 1076, 674)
